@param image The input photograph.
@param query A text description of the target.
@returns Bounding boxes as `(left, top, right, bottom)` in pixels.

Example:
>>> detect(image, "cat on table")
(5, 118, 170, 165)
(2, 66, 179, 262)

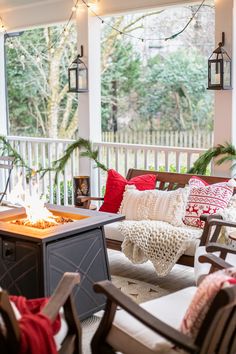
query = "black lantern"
(68, 45, 88, 93)
(208, 32, 232, 90)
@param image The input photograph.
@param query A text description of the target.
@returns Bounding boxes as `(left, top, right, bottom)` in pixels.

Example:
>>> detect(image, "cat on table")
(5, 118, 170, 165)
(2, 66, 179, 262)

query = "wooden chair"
(0, 156, 14, 205)
(91, 255, 236, 354)
(0, 272, 82, 354)
(194, 217, 236, 285)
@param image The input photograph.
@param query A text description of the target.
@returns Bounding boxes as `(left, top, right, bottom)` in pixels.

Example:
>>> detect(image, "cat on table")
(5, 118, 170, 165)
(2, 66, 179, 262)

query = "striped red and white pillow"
(184, 176, 235, 228)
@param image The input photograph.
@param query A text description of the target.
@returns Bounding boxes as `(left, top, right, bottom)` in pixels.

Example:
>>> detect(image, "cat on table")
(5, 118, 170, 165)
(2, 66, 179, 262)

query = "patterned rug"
(111, 275, 169, 303)
(81, 275, 170, 353)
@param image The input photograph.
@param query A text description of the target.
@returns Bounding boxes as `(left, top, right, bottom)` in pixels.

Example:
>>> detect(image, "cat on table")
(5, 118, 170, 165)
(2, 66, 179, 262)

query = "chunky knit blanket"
(120, 220, 201, 276)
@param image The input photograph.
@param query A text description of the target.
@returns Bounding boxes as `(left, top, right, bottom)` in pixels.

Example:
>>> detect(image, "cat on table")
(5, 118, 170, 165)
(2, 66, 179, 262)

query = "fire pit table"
(0, 204, 124, 320)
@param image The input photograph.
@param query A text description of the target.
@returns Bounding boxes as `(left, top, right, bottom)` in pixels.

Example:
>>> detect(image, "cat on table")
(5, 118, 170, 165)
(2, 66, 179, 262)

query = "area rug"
(111, 275, 169, 303)
(81, 275, 170, 353)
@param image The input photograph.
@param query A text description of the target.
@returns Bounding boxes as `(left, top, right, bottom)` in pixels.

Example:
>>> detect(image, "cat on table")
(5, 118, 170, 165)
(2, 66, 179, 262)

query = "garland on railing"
(41, 138, 108, 182)
(0, 136, 108, 183)
(188, 143, 236, 175)
(0, 135, 33, 176)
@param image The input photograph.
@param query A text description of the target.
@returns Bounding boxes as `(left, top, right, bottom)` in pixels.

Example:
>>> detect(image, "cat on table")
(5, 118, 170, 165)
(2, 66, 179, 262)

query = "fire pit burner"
(10, 215, 74, 229)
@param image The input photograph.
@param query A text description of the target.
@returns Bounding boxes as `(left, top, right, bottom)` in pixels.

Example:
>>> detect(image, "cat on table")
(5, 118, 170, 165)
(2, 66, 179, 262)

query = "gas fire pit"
(0, 204, 124, 319)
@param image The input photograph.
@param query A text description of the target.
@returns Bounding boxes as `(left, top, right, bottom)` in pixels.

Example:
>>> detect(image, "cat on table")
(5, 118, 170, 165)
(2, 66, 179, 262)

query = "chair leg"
(91, 300, 117, 354)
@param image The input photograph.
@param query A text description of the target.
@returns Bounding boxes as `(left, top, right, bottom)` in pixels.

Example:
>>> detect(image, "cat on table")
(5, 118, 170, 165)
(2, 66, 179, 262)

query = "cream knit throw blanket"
(120, 220, 201, 276)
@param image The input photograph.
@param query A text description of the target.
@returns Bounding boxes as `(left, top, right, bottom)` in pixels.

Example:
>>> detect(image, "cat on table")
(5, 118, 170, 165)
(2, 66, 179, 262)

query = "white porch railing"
(5, 136, 79, 206)
(3, 136, 207, 205)
(94, 142, 207, 197)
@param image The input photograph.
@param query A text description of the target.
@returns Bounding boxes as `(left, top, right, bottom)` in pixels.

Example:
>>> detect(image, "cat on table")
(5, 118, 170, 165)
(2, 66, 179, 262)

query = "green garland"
(0, 135, 33, 176)
(188, 142, 236, 175)
(0, 136, 108, 182)
(40, 138, 108, 182)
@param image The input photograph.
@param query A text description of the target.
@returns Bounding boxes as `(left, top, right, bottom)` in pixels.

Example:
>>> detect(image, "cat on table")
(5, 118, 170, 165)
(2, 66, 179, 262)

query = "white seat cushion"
(107, 286, 196, 354)
(194, 246, 236, 285)
(104, 221, 201, 256)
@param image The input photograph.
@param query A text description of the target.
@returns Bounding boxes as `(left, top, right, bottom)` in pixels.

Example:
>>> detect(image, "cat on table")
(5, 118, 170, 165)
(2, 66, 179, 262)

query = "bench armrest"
(92, 281, 197, 353)
(75, 196, 104, 209)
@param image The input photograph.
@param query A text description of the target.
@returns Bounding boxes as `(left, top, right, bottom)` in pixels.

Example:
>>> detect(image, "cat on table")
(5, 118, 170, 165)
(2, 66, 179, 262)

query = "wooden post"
(213, 0, 236, 176)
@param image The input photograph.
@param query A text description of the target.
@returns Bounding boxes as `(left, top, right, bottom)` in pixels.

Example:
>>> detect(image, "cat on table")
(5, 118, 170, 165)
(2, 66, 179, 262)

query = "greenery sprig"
(188, 142, 236, 175)
(40, 138, 108, 182)
(0, 135, 33, 176)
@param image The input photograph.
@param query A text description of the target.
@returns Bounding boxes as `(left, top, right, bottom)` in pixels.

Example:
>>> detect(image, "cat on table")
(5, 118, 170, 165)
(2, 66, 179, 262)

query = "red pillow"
(99, 169, 156, 213)
(184, 176, 234, 228)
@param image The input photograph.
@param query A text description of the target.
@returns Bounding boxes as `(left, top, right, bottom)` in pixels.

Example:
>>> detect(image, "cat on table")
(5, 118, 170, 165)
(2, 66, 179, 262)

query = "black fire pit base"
(0, 204, 124, 320)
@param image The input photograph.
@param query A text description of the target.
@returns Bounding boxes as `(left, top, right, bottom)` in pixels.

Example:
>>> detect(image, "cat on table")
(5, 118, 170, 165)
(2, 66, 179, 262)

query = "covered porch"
(0, 0, 235, 203)
(0, 1, 236, 353)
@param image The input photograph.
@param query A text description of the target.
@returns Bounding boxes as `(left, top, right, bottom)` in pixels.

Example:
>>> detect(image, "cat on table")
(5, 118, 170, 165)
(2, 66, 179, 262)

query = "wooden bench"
(81, 169, 233, 267)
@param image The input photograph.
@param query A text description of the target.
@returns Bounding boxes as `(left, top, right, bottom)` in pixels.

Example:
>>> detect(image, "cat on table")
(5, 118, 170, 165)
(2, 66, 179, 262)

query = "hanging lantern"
(68, 45, 88, 93)
(208, 32, 232, 90)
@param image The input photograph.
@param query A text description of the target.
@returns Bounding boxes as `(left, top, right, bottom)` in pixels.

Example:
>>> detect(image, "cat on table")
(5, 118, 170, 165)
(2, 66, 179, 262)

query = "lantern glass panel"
(210, 62, 221, 85)
(223, 60, 231, 87)
(78, 66, 87, 90)
(69, 68, 77, 90)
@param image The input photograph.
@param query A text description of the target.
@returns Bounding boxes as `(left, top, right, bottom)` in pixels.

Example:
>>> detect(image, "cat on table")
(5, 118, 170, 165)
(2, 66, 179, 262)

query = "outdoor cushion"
(184, 176, 235, 228)
(106, 287, 196, 354)
(194, 245, 236, 285)
(181, 267, 236, 339)
(104, 221, 202, 256)
(119, 185, 189, 227)
(99, 169, 156, 213)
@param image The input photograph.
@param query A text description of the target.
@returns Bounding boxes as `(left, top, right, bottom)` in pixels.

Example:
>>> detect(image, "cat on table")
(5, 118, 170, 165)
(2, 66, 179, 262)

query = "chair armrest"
(93, 281, 197, 353)
(199, 254, 232, 270)
(206, 242, 236, 255)
(200, 214, 225, 246)
(41, 272, 80, 322)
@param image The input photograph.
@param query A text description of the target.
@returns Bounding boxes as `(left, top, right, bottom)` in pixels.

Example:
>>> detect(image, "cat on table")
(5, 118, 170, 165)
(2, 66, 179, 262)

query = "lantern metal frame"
(68, 45, 88, 93)
(208, 32, 232, 90)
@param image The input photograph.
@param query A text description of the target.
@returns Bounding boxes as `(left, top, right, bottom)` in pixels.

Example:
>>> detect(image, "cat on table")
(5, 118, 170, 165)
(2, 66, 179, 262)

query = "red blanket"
(10, 296, 61, 354)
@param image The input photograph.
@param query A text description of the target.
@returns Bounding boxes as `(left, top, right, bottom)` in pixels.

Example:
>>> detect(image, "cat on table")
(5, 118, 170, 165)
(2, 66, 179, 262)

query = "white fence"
(2, 136, 207, 204)
(102, 130, 213, 148)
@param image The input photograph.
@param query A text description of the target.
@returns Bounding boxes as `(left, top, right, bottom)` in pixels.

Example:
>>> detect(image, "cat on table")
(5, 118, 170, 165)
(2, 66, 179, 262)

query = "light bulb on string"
(8, 41, 14, 49)
(36, 56, 41, 63)
(50, 48, 55, 54)
(0, 25, 5, 33)
(64, 28, 69, 37)
(117, 32, 123, 40)
(20, 54, 25, 61)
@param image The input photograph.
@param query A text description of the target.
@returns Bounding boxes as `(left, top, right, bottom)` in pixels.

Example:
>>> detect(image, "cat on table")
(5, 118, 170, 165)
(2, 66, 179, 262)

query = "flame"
(7, 176, 57, 225)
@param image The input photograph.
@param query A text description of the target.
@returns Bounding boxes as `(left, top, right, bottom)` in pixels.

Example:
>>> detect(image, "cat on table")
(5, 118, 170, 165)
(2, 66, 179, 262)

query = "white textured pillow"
(119, 185, 189, 226)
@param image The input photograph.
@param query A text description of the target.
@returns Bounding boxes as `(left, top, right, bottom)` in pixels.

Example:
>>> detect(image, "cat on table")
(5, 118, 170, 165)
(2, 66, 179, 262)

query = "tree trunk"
(111, 80, 118, 136)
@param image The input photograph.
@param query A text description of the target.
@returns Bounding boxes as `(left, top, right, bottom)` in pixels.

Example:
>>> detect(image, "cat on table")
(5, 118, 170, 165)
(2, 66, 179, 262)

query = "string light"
(0, 0, 207, 59)
(0, 16, 6, 33)
(80, 0, 206, 42)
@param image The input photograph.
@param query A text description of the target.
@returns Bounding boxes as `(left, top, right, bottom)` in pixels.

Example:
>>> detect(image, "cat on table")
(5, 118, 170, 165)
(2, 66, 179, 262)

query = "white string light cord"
(0, 0, 206, 50)
(79, 0, 206, 42)
(0, 0, 79, 53)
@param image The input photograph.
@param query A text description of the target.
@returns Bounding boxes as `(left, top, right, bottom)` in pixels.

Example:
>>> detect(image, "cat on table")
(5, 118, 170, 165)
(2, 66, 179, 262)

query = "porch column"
(0, 33, 8, 135)
(76, 9, 101, 194)
(213, 0, 236, 176)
